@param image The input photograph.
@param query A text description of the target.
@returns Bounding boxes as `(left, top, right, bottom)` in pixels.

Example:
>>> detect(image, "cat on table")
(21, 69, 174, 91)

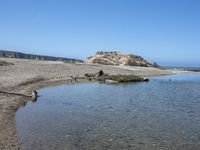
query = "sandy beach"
(0, 58, 188, 150)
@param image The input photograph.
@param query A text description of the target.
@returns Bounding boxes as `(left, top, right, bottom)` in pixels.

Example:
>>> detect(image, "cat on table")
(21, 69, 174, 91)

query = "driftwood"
(71, 75, 79, 81)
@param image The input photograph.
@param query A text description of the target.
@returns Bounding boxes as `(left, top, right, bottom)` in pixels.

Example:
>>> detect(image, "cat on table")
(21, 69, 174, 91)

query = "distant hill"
(0, 50, 83, 63)
(85, 51, 159, 67)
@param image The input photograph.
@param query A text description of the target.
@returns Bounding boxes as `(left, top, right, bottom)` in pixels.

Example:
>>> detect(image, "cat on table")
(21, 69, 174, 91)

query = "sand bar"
(0, 58, 188, 150)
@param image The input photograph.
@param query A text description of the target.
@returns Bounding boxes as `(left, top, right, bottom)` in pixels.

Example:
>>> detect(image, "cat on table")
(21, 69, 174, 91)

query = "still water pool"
(16, 74, 200, 150)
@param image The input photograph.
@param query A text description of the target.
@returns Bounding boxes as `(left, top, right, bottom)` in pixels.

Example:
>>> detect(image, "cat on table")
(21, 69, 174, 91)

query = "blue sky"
(0, 0, 200, 66)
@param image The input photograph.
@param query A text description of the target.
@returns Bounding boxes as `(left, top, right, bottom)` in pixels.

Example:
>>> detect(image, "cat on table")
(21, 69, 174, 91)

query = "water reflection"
(31, 97, 38, 103)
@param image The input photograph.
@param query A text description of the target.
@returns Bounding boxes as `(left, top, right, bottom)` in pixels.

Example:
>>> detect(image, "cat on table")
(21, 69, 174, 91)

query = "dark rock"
(143, 78, 149, 82)
(98, 70, 104, 76)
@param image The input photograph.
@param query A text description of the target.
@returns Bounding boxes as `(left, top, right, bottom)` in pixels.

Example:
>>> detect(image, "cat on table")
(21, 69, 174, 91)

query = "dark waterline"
(16, 74, 200, 150)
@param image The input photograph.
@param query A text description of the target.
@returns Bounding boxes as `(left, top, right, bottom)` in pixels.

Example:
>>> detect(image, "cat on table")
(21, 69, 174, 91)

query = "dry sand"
(0, 58, 185, 150)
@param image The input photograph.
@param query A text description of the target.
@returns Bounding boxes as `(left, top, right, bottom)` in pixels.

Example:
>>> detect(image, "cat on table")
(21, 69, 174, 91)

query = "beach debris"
(32, 91, 38, 98)
(143, 78, 149, 82)
(71, 75, 79, 81)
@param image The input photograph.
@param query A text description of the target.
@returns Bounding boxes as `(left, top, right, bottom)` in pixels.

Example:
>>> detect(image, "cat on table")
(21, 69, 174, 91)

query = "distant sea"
(161, 63, 200, 71)
(163, 66, 200, 70)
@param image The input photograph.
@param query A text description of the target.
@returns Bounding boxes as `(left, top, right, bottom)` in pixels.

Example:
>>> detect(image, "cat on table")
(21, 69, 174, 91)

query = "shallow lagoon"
(16, 74, 200, 150)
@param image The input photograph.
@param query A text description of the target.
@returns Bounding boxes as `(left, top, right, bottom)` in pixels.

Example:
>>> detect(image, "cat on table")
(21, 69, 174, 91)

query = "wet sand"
(0, 58, 185, 150)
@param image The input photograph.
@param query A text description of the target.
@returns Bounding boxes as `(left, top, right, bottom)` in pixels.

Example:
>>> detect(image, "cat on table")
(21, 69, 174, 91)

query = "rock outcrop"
(83, 70, 146, 83)
(85, 51, 156, 67)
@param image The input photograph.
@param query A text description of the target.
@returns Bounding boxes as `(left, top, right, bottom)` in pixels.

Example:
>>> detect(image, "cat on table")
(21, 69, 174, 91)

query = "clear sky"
(0, 0, 200, 66)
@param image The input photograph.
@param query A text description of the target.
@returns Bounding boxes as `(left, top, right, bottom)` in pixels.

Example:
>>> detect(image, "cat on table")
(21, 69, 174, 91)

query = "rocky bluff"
(85, 51, 158, 67)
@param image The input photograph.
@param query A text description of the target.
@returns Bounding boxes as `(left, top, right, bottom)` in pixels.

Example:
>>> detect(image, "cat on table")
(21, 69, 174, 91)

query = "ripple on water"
(16, 74, 200, 150)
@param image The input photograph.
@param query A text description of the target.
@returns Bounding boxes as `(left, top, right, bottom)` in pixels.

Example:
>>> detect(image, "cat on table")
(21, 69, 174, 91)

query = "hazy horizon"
(0, 0, 200, 67)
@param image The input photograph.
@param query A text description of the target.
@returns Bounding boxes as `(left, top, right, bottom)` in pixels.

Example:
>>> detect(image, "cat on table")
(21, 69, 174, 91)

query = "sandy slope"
(0, 58, 174, 150)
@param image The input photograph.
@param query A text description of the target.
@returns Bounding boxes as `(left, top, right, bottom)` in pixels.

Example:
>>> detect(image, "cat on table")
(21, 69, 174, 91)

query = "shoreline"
(0, 77, 96, 150)
(0, 58, 195, 150)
